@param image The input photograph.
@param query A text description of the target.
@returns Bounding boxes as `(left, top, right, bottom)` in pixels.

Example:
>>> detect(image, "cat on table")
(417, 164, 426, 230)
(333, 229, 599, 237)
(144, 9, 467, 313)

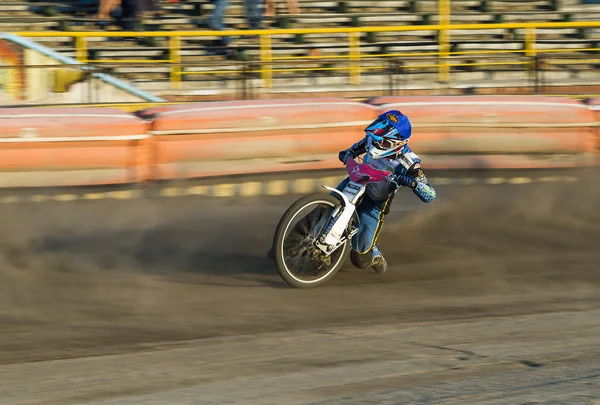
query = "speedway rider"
(336, 109, 436, 274)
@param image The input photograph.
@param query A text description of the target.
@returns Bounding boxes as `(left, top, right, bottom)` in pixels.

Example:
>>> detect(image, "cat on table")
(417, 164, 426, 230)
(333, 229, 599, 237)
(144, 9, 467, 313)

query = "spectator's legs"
(96, 0, 120, 19)
(244, 0, 264, 30)
(119, 0, 140, 31)
(286, 0, 299, 14)
(265, 0, 276, 17)
(139, 0, 159, 14)
(210, 0, 231, 46)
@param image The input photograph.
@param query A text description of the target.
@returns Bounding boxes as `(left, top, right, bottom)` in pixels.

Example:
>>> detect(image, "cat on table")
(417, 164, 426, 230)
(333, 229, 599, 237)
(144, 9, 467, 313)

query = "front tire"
(274, 193, 350, 288)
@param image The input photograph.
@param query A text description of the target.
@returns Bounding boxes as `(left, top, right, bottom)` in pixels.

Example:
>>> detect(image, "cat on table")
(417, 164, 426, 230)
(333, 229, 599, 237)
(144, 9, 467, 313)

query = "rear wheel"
(274, 193, 350, 288)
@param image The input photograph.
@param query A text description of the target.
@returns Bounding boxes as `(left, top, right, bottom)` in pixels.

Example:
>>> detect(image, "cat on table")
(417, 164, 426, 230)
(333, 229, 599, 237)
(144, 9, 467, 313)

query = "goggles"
(373, 137, 408, 151)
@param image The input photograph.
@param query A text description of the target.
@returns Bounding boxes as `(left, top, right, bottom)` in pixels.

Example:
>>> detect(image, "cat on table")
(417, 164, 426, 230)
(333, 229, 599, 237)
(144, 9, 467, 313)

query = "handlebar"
(345, 155, 417, 189)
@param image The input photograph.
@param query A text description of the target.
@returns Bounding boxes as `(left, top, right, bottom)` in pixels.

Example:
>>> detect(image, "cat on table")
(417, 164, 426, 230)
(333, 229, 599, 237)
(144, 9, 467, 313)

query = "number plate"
(342, 182, 362, 198)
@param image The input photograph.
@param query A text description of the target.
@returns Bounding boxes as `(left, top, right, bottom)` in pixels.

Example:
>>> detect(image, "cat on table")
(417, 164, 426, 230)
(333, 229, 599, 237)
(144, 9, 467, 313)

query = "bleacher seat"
(0, 0, 598, 96)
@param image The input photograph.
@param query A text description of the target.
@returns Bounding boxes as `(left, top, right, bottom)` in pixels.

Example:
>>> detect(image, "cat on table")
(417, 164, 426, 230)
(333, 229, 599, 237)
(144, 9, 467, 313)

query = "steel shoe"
(371, 247, 388, 275)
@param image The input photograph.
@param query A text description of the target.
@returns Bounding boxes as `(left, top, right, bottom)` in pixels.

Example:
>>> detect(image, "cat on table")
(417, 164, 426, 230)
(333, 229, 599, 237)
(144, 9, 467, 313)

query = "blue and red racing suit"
(336, 138, 436, 269)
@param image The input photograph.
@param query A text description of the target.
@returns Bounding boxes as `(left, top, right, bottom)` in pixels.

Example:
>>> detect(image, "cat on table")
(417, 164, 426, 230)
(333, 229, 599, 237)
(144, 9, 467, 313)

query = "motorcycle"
(271, 157, 417, 288)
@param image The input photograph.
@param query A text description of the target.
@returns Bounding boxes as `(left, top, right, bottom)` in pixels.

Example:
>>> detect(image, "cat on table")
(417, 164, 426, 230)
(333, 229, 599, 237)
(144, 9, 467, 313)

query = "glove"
(396, 175, 418, 189)
(338, 149, 356, 164)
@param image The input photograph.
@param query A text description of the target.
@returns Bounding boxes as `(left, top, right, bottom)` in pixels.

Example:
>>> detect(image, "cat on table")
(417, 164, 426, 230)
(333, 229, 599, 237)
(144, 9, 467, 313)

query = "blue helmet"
(365, 110, 412, 159)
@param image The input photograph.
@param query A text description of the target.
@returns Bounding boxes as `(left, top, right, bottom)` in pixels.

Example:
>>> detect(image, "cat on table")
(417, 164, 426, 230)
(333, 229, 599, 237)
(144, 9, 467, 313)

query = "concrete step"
(535, 40, 598, 49)
(130, 69, 600, 93)
(137, 10, 594, 27)
(566, 12, 600, 21)
(0, 5, 29, 12)
(562, 5, 600, 12)
(0, 21, 58, 30)
(108, 56, 596, 82)
(133, 79, 600, 99)
(45, 39, 598, 66)
(498, 12, 565, 22)
(2, 5, 597, 32)
(114, 66, 171, 74)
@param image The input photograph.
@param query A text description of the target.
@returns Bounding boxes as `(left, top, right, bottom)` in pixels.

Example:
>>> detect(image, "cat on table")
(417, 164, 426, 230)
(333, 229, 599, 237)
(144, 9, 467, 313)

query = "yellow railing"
(438, 0, 451, 82)
(16, 21, 600, 89)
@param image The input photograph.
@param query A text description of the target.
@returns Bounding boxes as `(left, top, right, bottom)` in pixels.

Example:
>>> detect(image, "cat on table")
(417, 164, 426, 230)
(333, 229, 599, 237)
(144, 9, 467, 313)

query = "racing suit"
(337, 138, 436, 270)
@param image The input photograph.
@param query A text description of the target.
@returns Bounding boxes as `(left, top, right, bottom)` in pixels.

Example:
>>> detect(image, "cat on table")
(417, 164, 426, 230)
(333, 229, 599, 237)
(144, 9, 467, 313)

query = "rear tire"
(274, 193, 350, 288)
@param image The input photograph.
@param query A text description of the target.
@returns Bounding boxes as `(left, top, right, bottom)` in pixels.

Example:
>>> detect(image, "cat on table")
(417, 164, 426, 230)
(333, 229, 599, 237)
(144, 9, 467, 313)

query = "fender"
(323, 185, 360, 224)
(323, 185, 350, 205)
(319, 185, 361, 248)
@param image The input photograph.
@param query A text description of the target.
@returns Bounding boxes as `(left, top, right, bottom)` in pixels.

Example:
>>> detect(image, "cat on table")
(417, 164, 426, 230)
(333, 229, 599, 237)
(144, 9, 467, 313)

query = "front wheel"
(274, 193, 350, 288)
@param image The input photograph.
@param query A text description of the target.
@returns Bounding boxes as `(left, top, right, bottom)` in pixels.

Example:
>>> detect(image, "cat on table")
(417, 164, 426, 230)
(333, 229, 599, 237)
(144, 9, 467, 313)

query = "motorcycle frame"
(311, 157, 394, 256)
(320, 181, 364, 243)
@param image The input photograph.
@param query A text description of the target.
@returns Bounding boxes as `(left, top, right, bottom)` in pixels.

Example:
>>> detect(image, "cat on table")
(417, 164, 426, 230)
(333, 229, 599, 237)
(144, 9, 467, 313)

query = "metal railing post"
(349, 31, 361, 85)
(169, 36, 182, 89)
(533, 54, 539, 94)
(238, 62, 246, 100)
(525, 27, 537, 80)
(260, 34, 273, 88)
(388, 59, 394, 96)
(537, 54, 546, 94)
(438, 0, 450, 83)
(240, 61, 253, 100)
(75, 36, 87, 62)
(249, 62, 256, 100)
(87, 67, 92, 103)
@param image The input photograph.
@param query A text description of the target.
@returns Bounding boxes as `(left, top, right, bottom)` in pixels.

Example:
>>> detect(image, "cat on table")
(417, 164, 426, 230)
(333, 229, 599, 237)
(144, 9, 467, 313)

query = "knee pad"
(350, 249, 373, 269)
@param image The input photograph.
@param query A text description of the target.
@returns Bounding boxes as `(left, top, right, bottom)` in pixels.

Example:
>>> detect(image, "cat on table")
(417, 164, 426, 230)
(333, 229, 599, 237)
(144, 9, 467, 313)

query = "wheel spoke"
(287, 252, 305, 272)
(284, 233, 304, 246)
(280, 200, 346, 283)
(295, 213, 313, 236)
(297, 253, 312, 276)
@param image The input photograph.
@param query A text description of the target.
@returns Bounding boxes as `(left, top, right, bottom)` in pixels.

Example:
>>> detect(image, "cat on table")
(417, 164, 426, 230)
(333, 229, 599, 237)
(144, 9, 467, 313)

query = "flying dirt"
(0, 170, 599, 404)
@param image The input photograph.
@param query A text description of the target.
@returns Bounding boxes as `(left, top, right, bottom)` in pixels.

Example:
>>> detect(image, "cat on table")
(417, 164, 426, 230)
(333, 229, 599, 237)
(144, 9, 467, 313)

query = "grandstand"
(1, 0, 599, 101)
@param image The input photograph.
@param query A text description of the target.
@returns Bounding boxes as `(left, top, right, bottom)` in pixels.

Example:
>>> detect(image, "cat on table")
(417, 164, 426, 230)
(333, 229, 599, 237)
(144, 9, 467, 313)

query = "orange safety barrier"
(0, 107, 151, 188)
(141, 98, 379, 179)
(1, 97, 598, 190)
(367, 96, 598, 169)
(587, 98, 600, 154)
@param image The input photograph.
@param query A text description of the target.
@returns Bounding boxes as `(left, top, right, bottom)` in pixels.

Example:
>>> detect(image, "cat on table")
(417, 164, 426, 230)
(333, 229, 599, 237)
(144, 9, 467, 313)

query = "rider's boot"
(371, 245, 388, 275)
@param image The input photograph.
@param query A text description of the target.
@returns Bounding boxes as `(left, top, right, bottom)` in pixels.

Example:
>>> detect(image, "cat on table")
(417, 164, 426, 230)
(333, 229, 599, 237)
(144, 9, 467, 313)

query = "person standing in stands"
(210, 0, 264, 47)
(96, 0, 120, 20)
(210, 0, 233, 48)
(265, 0, 300, 17)
(119, 0, 140, 31)
(96, 0, 139, 31)
(139, 0, 159, 17)
(244, 0, 264, 30)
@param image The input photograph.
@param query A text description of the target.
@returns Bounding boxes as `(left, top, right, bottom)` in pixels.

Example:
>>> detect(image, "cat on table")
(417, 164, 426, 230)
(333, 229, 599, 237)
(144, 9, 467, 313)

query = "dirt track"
(0, 171, 599, 404)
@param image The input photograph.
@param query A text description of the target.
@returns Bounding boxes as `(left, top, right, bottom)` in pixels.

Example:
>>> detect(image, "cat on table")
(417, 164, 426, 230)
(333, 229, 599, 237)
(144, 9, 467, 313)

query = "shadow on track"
(0, 197, 286, 284)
